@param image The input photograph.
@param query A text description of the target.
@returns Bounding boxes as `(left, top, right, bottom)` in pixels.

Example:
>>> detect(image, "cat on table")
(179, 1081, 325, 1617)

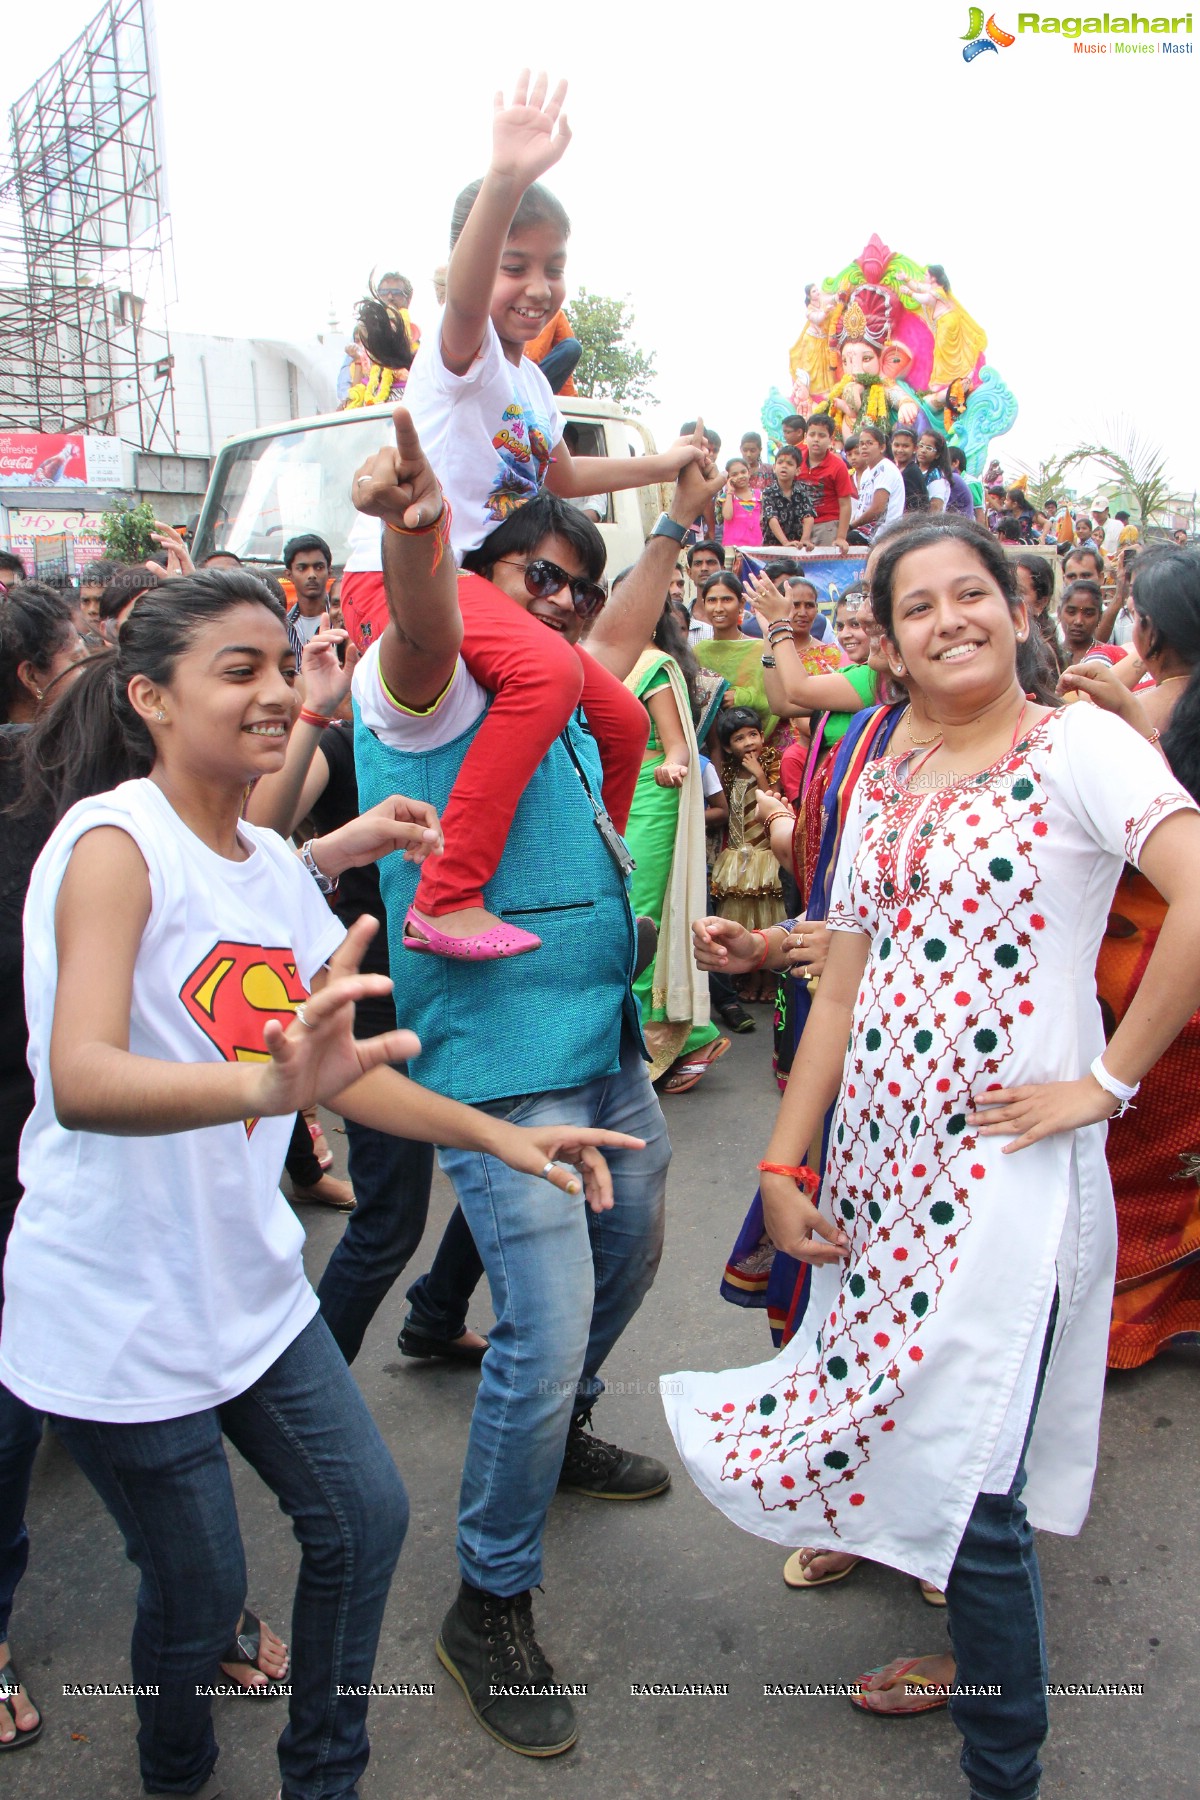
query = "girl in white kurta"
(671, 519, 1200, 1800)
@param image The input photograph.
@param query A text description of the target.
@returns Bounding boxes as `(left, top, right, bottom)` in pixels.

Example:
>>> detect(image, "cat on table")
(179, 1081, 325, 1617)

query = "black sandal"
(0, 1656, 43, 1751)
(218, 1608, 289, 1696)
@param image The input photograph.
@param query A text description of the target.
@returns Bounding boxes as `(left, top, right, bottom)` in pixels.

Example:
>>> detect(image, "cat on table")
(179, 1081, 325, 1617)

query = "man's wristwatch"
(300, 838, 339, 896)
(650, 512, 687, 544)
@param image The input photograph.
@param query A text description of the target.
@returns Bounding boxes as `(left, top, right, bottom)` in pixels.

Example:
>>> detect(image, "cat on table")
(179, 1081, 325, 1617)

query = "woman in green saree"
(624, 601, 730, 1096)
(693, 572, 780, 749)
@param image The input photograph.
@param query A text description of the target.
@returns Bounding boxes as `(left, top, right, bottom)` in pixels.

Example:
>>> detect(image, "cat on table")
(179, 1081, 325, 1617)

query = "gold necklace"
(1157, 672, 1189, 686)
(898, 704, 941, 747)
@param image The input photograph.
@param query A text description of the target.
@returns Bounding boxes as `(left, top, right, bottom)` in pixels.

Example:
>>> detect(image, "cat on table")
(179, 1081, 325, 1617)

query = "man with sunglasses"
(352, 410, 725, 1758)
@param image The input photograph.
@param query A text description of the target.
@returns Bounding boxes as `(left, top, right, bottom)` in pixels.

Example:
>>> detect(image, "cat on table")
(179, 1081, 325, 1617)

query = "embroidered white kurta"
(664, 705, 1196, 1588)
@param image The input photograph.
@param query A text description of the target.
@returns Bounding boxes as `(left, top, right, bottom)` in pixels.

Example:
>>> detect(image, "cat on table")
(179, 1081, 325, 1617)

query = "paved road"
(8, 1020, 1200, 1799)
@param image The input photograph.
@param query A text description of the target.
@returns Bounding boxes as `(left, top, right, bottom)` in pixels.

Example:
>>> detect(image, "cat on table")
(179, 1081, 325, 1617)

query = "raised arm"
(547, 435, 706, 502)
(351, 406, 462, 709)
(441, 72, 571, 375)
(749, 573, 873, 713)
(585, 443, 725, 681)
(245, 624, 356, 834)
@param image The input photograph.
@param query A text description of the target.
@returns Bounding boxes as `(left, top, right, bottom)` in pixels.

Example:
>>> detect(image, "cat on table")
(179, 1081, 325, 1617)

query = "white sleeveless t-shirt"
(0, 779, 345, 1421)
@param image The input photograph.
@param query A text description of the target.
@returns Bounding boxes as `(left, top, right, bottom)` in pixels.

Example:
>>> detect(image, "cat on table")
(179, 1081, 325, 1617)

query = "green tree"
(569, 288, 657, 406)
(1061, 422, 1176, 533)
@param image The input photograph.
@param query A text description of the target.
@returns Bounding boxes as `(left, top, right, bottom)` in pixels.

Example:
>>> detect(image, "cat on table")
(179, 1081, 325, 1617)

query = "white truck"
(190, 396, 668, 577)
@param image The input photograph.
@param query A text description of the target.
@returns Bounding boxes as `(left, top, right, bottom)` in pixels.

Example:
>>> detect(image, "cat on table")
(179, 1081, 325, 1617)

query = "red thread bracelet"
(298, 708, 332, 730)
(758, 1161, 819, 1193)
(749, 929, 771, 970)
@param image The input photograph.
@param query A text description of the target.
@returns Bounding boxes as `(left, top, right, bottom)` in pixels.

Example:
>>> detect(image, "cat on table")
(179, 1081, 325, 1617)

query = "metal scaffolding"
(0, 0, 176, 450)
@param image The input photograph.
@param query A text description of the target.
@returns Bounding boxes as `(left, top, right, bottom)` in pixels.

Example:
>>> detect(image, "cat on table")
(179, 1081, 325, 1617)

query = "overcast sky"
(5, 0, 1197, 498)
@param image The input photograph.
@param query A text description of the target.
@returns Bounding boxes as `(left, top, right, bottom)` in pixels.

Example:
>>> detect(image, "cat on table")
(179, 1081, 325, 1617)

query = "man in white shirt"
(1091, 499, 1124, 562)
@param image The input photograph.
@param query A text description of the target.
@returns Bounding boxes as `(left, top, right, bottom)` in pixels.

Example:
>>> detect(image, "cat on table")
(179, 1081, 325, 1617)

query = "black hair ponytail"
(353, 297, 416, 372)
(17, 651, 150, 821)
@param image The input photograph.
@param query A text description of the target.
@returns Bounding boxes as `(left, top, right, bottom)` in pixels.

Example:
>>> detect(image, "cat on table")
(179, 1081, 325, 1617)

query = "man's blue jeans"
(52, 1314, 408, 1799)
(945, 1295, 1059, 1800)
(437, 1033, 670, 1597)
(316, 1108, 483, 1363)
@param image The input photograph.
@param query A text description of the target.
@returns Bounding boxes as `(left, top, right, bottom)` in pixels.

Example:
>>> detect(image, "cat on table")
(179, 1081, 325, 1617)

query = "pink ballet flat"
(401, 906, 542, 960)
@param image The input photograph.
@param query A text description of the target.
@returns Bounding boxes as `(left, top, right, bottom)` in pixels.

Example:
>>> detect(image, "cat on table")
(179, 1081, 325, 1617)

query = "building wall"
(171, 333, 341, 457)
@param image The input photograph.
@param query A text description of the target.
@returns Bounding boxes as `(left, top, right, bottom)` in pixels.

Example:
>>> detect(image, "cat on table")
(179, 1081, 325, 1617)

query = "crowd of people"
(1, 69, 1199, 1800)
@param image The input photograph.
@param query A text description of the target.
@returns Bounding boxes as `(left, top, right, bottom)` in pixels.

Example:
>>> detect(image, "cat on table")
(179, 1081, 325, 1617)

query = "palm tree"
(1008, 451, 1076, 513)
(1061, 423, 1176, 534)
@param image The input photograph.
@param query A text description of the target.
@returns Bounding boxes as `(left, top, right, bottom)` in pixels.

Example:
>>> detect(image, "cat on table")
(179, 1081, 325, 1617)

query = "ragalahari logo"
(962, 8, 1016, 57)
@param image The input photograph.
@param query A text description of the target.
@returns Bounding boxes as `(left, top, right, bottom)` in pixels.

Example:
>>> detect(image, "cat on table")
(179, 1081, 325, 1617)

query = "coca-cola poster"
(0, 432, 123, 488)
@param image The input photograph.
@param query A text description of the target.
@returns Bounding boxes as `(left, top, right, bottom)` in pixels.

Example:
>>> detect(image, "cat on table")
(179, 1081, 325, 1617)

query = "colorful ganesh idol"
(776, 235, 1017, 475)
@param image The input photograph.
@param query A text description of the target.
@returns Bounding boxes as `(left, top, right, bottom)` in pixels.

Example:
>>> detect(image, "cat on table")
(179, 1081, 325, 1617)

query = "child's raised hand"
(491, 71, 571, 187)
(352, 406, 445, 533)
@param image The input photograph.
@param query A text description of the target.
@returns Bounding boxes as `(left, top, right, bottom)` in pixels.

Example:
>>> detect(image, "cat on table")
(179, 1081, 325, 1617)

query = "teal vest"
(354, 700, 641, 1104)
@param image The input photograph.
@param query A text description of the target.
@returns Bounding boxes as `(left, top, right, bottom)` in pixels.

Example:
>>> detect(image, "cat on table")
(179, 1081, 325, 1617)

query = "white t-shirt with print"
(853, 458, 905, 538)
(0, 779, 345, 1422)
(401, 310, 566, 562)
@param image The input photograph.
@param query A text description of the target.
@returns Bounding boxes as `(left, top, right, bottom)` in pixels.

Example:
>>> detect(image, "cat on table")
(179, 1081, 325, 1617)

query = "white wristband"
(1089, 1055, 1138, 1116)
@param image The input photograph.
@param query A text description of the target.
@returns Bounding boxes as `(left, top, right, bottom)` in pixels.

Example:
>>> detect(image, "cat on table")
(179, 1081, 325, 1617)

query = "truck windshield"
(193, 411, 397, 567)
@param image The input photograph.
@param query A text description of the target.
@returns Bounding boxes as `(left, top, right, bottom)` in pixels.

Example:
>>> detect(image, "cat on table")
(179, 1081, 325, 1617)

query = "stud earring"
(890, 661, 906, 677)
(1016, 630, 1028, 642)
(155, 708, 166, 722)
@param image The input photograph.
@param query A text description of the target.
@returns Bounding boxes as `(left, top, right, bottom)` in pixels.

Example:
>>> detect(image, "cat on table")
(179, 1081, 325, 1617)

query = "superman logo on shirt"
(179, 942, 307, 1136)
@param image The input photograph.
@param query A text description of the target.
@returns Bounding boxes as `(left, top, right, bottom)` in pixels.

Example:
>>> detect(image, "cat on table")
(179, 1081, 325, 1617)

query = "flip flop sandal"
(849, 1661, 950, 1718)
(290, 1180, 356, 1213)
(917, 1579, 948, 1607)
(0, 1657, 43, 1751)
(783, 1548, 863, 1589)
(219, 1608, 290, 1697)
(660, 1037, 731, 1095)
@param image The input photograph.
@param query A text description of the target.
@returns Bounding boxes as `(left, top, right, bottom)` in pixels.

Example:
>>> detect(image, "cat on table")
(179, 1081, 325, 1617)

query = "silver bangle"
(300, 838, 338, 896)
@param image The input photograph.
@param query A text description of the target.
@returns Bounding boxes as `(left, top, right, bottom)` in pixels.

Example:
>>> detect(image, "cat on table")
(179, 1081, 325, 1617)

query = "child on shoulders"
(345, 72, 704, 959)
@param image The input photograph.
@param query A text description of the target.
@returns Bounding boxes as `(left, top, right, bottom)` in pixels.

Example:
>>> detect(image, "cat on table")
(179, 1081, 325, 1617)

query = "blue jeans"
(316, 1107, 483, 1363)
(51, 1313, 408, 1799)
(437, 1033, 670, 1596)
(945, 1295, 1059, 1800)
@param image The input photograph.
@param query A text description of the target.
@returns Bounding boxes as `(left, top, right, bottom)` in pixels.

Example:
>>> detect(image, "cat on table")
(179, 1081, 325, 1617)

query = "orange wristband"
(749, 929, 771, 970)
(758, 1161, 819, 1193)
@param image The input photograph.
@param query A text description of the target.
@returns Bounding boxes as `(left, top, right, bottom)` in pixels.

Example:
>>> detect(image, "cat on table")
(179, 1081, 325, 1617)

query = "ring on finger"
(540, 1160, 558, 1182)
(356, 475, 371, 485)
(294, 1005, 317, 1030)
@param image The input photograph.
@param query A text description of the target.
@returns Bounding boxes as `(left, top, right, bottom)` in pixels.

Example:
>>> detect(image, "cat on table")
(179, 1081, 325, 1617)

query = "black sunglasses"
(496, 557, 608, 621)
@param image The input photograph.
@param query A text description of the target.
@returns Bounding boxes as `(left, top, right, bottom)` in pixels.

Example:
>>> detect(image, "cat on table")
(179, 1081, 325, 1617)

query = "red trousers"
(345, 571, 647, 916)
